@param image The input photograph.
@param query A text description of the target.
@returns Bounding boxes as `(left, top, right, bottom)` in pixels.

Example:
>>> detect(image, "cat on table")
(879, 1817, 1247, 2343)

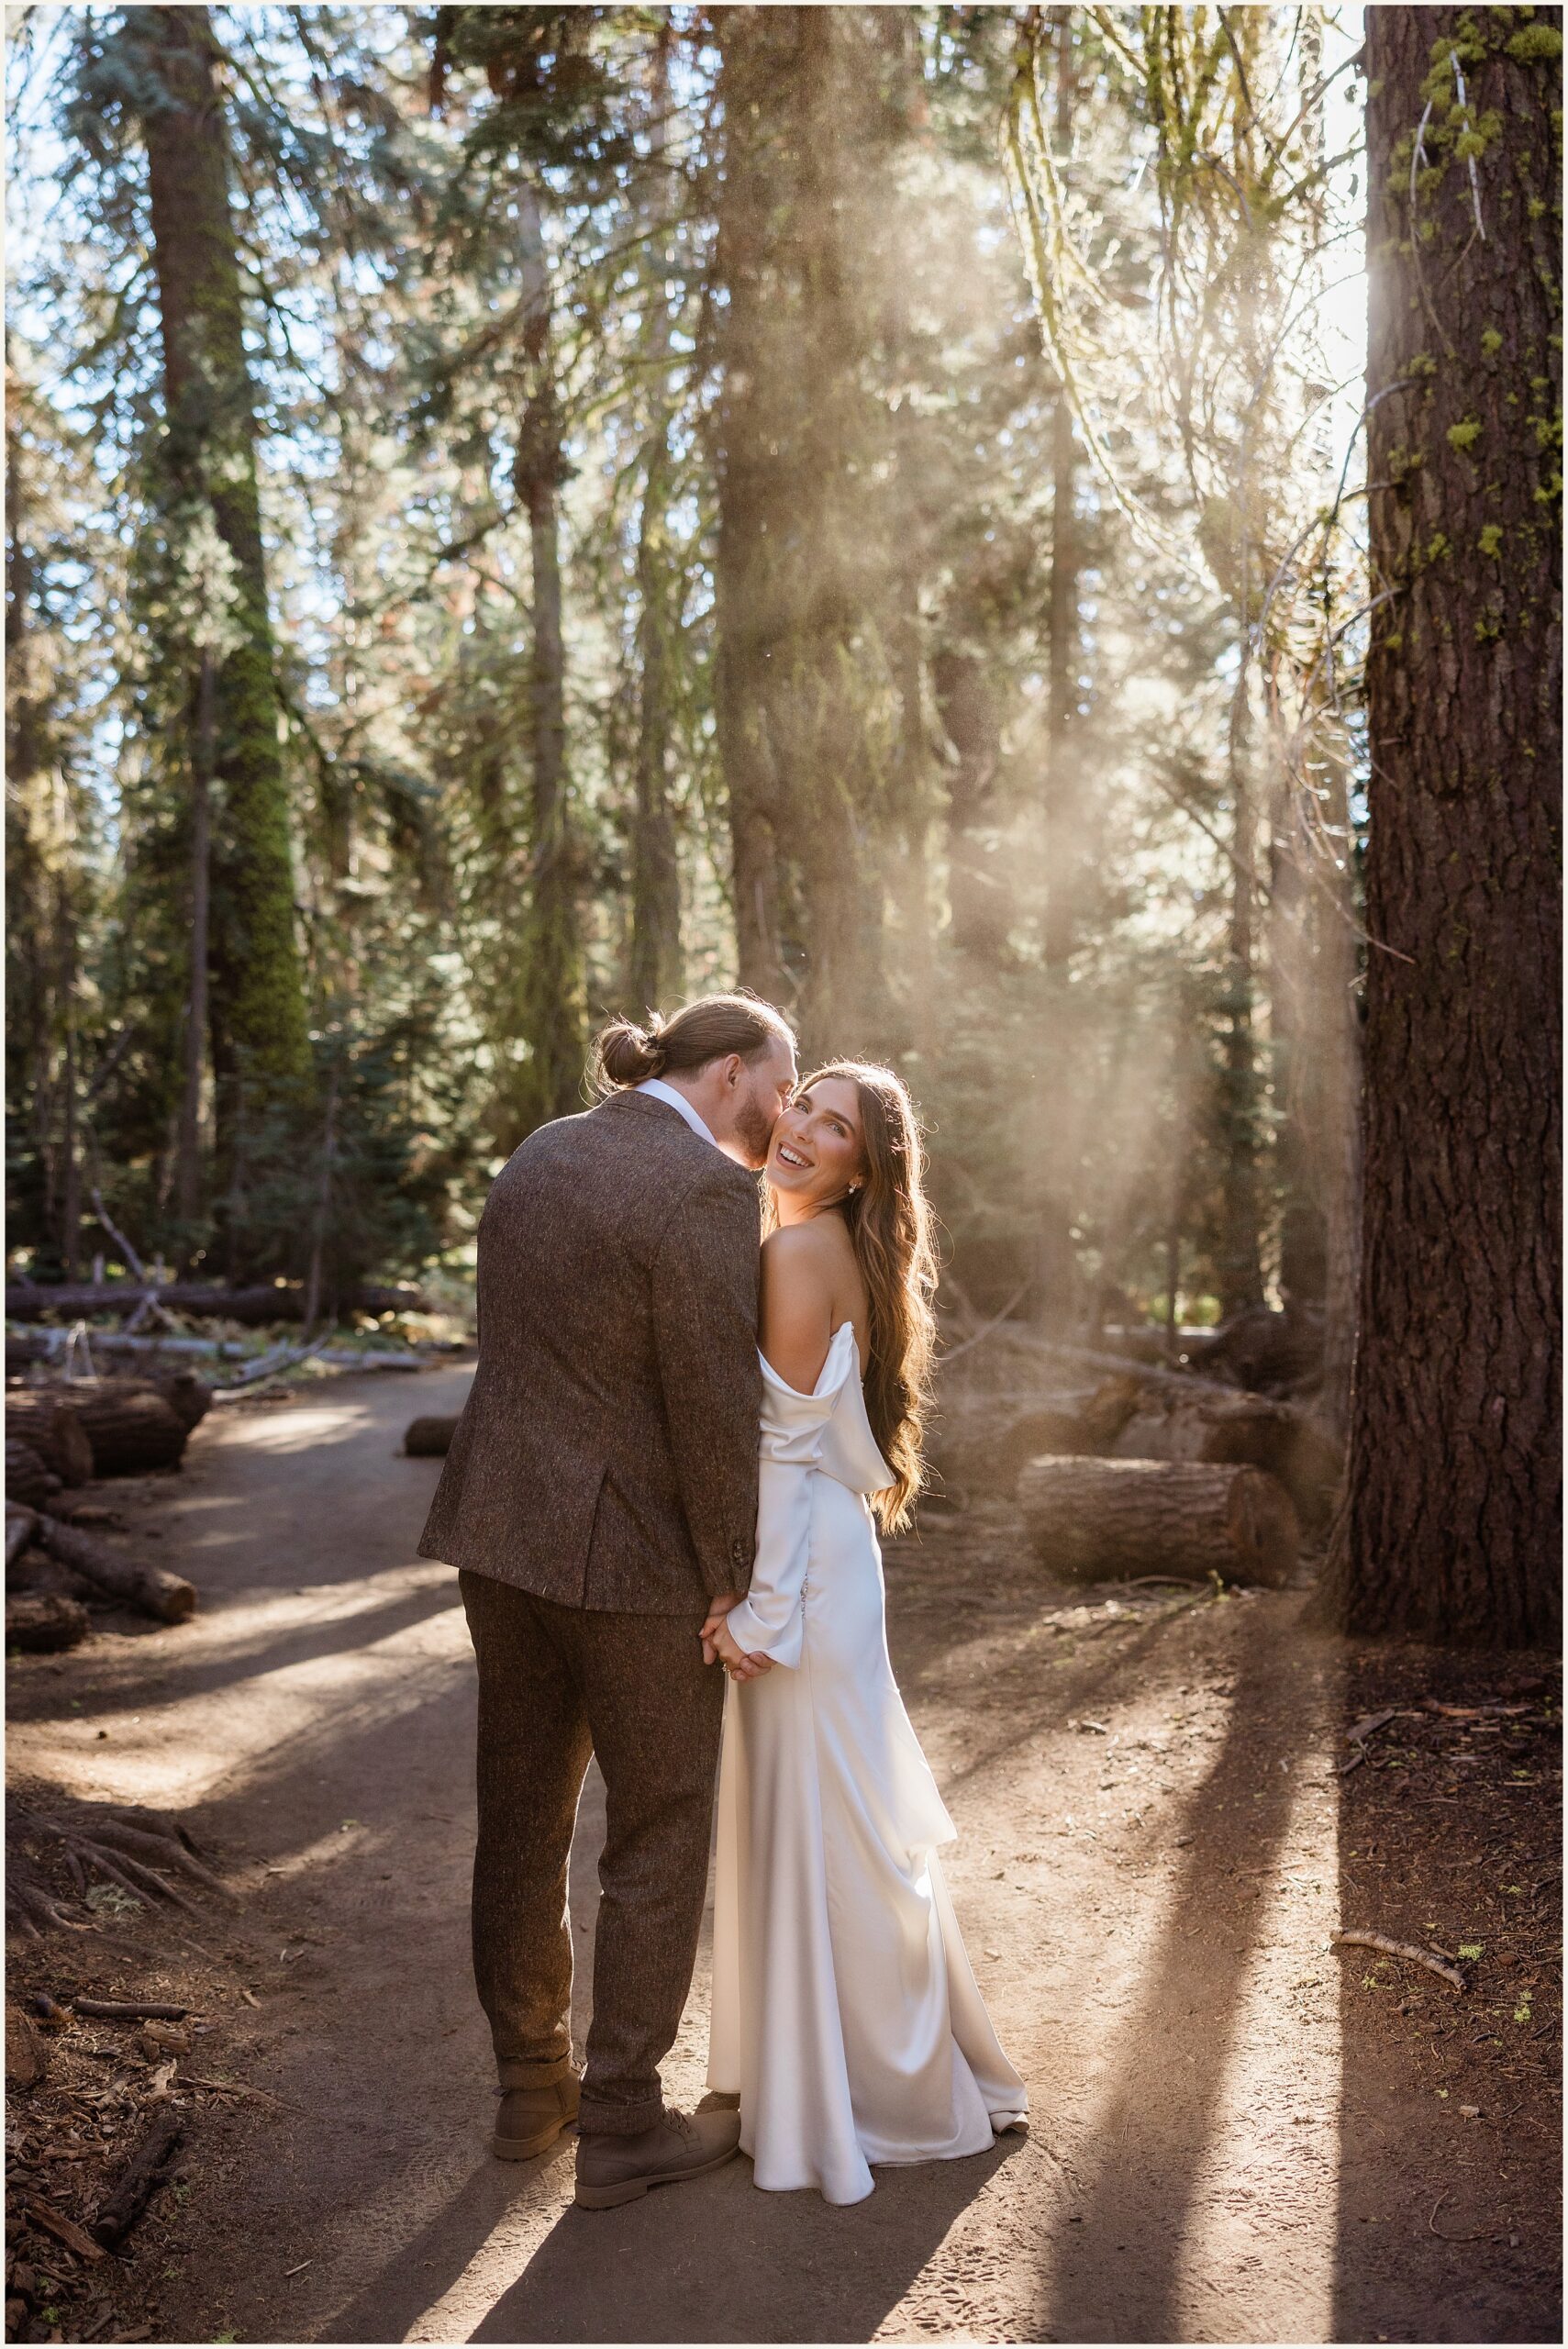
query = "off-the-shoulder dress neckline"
(759, 1319, 860, 1401)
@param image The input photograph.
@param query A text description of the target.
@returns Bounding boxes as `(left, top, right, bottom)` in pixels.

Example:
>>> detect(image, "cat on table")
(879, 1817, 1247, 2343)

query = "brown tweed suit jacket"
(417, 1088, 762, 1612)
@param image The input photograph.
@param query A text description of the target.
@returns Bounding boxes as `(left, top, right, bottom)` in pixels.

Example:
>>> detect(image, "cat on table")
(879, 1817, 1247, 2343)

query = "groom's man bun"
(593, 993, 795, 1094)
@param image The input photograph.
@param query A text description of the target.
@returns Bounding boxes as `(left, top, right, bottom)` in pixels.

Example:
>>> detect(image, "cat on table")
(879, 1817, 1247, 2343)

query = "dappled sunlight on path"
(19, 1373, 1539, 2345)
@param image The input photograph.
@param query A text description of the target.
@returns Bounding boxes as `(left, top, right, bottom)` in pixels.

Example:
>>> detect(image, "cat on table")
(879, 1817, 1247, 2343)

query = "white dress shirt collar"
(635, 1076, 720, 1152)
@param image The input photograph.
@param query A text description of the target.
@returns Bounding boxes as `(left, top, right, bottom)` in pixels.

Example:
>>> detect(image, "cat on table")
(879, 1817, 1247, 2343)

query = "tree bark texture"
(1108, 1390, 1342, 1534)
(629, 22, 684, 1017)
(6, 1396, 95, 1488)
(174, 650, 216, 1233)
(1017, 1453, 1299, 1587)
(5, 373, 76, 1275)
(32, 1514, 197, 1625)
(507, 174, 585, 1138)
(1218, 680, 1265, 1318)
(1298, 727, 1364, 1443)
(6, 1441, 60, 1513)
(55, 1387, 190, 1478)
(712, 6, 896, 1053)
(1042, 12, 1082, 974)
(126, 5, 312, 1182)
(1318, 7, 1562, 1644)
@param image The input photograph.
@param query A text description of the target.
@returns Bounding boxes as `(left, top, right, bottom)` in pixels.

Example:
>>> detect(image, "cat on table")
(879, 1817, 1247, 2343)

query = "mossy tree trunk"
(1317, 6, 1562, 1643)
(127, 5, 312, 1233)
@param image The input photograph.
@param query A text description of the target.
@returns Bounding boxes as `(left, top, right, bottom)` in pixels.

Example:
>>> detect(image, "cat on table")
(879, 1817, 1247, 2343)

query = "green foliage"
(6, 2, 1374, 1330)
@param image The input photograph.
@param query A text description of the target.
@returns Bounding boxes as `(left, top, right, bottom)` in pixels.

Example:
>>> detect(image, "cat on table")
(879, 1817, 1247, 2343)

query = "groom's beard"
(733, 1095, 778, 1172)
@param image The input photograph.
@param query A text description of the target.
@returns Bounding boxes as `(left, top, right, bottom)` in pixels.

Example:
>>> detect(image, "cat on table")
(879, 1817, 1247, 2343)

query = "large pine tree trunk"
(174, 651, 215, 1234)
(712, 5, 893, 1053)
(126, 5, 311, 1210)
(1042, 13, 1081, 976)
(5, 365, 78, 1275)
(1317, 7, 1562, 1644)
(1043, 387, 1080, 972)
(1218, 681, 1265, 1318)
(1309, 726, 1364, 1444)
(507, 178, 585, 1133)
(628, 23, 684, 1015)
(712, 5, 801, 1008)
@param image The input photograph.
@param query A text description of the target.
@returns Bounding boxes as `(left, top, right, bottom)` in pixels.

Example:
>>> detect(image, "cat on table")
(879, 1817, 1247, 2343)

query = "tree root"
(6, 1798, 227, 1938)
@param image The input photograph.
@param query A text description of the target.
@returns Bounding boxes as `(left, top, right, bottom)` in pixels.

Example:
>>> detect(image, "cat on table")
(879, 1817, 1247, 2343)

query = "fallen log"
(134, 1366, 212, 1433)
(6, 1592, 92, 1653)
(8, 1329, 252, 1370)
(6, 1497, 45, 1566)
(1199, 1302, 1324, 1394)
(31, 1515, 196, 1624)
(404, 1414, 459, 1457)
(6, 1529, 97, 1609)
(73, 1997, 190, 2021)
(52, 1382, 190, 1476)
(5, 1395, 94, 1487)
(6, 1437, 60, 1511)
(89, 2110, 183, 2249)
(1108, 1389, 1342, 1531)
(1017, 1454, 1299, 1588)
(991, 1376, 1151, 1482)
(6, 1280, 431, 1326)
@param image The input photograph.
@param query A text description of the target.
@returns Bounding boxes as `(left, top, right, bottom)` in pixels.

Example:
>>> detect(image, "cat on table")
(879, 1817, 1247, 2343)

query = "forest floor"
(5, 1363, 1561, 2347)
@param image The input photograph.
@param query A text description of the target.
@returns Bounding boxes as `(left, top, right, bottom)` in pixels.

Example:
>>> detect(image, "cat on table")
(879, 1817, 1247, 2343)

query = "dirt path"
(7, 1373, 1560, 2344)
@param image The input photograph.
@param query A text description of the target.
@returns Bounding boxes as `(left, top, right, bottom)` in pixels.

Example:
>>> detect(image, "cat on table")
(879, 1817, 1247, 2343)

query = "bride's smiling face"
(766, 1076, 866, 1212)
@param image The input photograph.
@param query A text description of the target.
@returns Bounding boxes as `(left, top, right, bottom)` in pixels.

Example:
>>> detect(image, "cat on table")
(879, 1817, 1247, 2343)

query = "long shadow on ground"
(1033, 1606, 1314, 2343)
(468, 2139, 1022, 2345)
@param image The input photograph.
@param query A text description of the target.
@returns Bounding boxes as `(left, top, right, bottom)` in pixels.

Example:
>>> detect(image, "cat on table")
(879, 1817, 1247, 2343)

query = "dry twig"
(1331, 1928, 1466, 1991)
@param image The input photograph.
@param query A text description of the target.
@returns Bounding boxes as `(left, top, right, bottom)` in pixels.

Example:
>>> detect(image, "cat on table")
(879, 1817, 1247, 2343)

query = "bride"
(702, 1061, 1027, 2206)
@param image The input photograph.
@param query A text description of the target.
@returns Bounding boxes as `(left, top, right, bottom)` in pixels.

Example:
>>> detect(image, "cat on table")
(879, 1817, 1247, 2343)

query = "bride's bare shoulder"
(761, 1219, 842, 1292)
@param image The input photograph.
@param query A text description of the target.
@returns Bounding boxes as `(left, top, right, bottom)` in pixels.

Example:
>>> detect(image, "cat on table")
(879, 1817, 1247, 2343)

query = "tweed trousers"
(459, 1569, 725, 2138)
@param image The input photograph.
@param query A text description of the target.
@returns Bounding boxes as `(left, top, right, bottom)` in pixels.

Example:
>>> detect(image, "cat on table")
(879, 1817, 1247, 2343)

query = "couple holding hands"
(420, 992, 1026, 2211)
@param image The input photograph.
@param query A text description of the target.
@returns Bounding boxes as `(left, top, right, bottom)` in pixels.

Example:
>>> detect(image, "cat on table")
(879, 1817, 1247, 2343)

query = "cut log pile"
(7, 1437, 61, 1512)
(6, 1375, 211, 1650)
(984, 1362, 1341, 1590)
(6, 1375, 206, 1481)
(1017, 1455, 1300, 1588)
(6, 1394, 95, 1486)
(1104, 1389, 1340, 1533)
(19, 1511, 196, 1623)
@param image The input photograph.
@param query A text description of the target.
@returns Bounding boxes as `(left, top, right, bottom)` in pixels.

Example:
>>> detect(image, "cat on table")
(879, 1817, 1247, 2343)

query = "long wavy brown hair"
(769, 1061, 938, 1533)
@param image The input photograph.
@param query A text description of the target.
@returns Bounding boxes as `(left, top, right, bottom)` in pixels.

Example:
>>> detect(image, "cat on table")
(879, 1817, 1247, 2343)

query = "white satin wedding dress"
(707, 1322, 1027, 2205)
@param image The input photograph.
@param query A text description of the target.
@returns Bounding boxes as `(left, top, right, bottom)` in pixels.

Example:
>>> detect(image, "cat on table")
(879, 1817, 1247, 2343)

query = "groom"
(419, 992, 797, 2208)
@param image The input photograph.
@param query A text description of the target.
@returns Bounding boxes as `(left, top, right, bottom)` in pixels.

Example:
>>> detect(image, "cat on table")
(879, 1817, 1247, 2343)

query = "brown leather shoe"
(574, 2106, 741, 2209)
(492, 2072, 580, 2160)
